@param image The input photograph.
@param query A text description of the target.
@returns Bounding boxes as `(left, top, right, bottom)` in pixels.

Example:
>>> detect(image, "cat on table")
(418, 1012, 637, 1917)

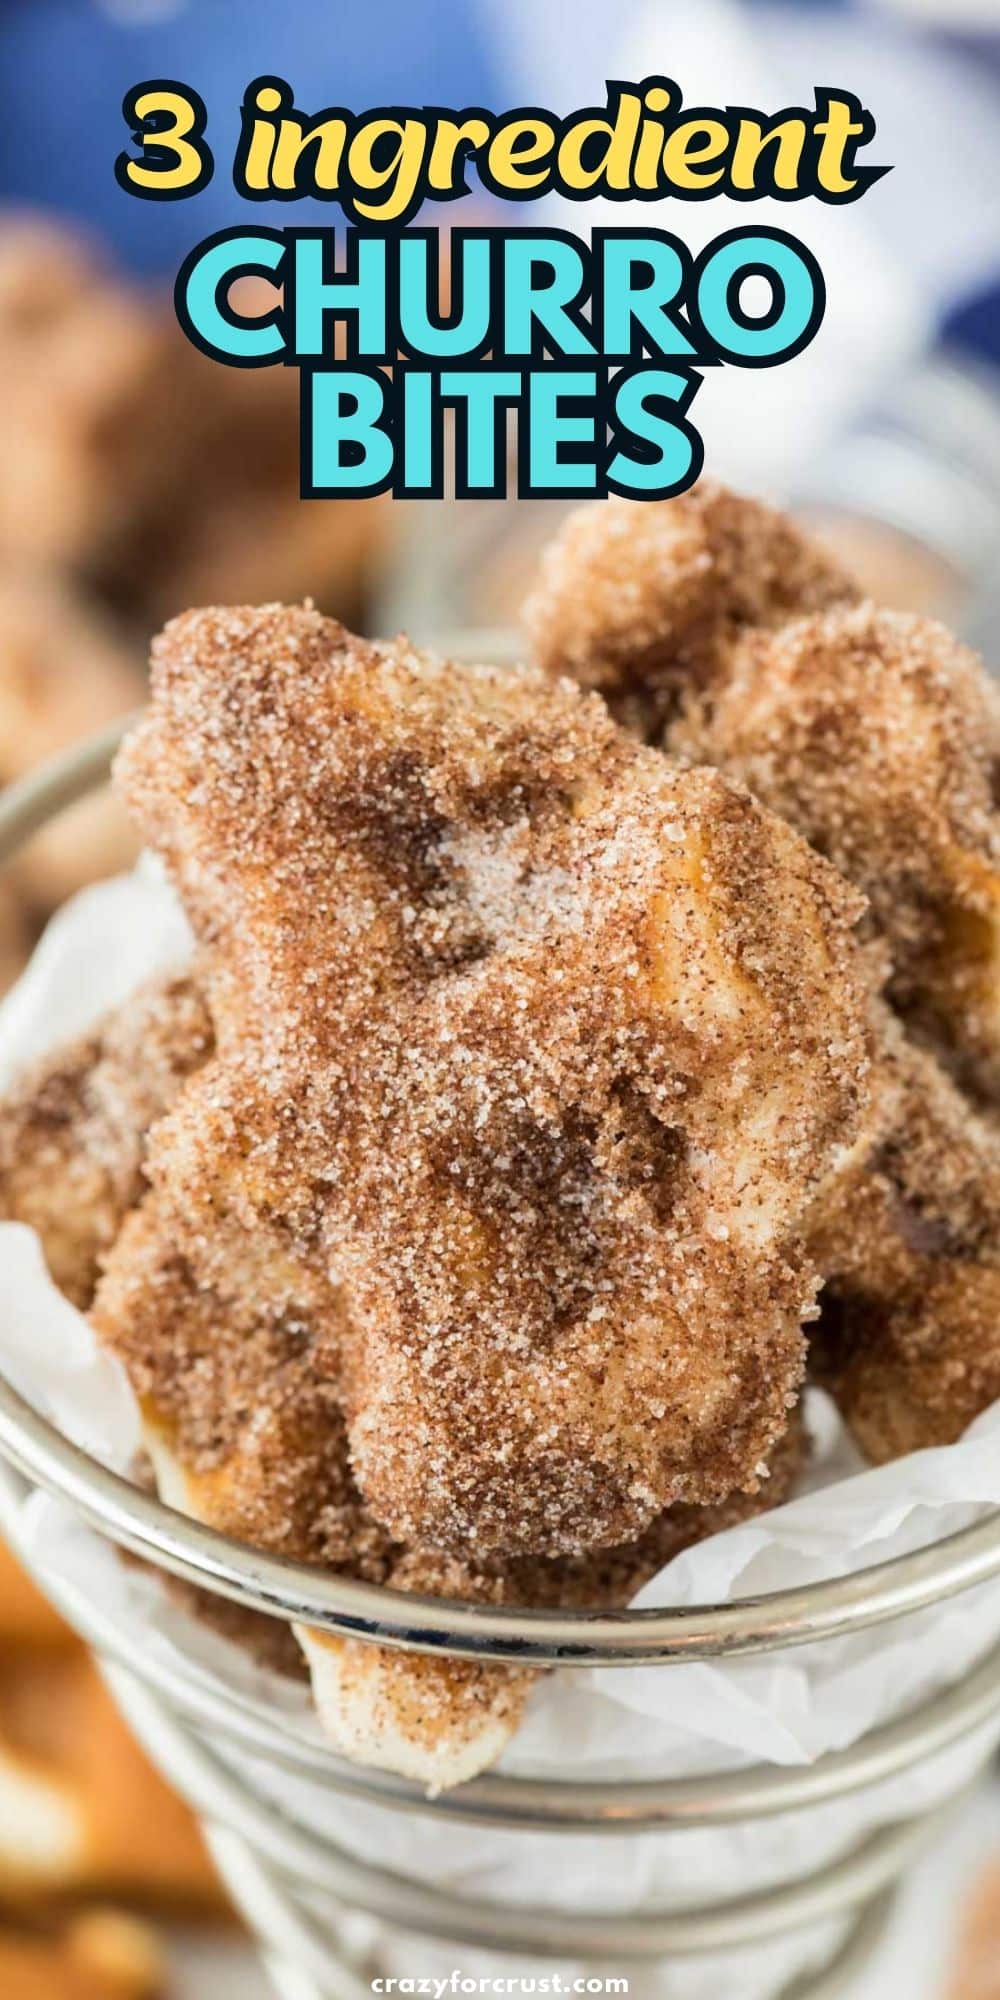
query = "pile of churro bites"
(0, 217, 387, 998)
(0, 216, 382, 627)
(1, 483, 998, 1791)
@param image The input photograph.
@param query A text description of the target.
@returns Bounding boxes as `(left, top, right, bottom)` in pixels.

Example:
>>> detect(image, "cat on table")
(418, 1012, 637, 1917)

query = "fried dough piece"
(525, 487, 1000, 1452)
(0, 972, 211, 1307)
(671, 606, 1000, 1098)
(92, 1191, 806, 1786)
(523, 484, 856, 735)
(0, 1913, 163, 2000)
(0, 220, 184, 578)
(114, 607, 870, 1557)
(298, 1413, 807, 1787)
(526, 490, 1000, 1097)
(0, 1647, 222, 1913)
(809, 1020, 1000, 1461)
(0, 571, 141, 913)
(0, 850, 819, 1785)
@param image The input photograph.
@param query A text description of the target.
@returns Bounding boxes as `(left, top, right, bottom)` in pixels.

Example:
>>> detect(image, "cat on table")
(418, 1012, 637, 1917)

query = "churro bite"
(92, 1149, 807, 1787)
(523, 484, 856, 736)
(0, 219, 181, 578)
(671, 605, 1000, 1098)
(0, 972, 211, 1307)
(809, 1019, 1000, 1461)
(113, 605, 870, 1560)
(527, 488, 1000, 1098)
(299, 1410, 806, 1788)
(0, 580, 868, 1787)
(526, 484, 1000, 1457)
(0, 571, 141, 913)
(0, 217, 382, 636)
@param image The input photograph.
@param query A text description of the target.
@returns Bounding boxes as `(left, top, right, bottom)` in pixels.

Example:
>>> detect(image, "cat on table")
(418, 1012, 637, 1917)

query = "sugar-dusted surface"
(523, 483, 856, 736)
(0, 953, 810, 1787)
(810, 1010, 1000, 1462)
(0, 971, 211, 1307)
(671, 603, 1000, 1099)
(525, 485, 1000, 1464)
(298, 1412, 806, 1790)
(112, 605, 871, 1562)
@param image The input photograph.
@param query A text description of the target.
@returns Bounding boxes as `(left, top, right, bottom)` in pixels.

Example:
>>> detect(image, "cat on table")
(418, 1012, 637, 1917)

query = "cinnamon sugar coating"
(0, 972, 211, 1306)
(93, 1191, 393, 1577)
(298, 1411, 806, 1788)
(527, 492, 1000, 1096)
(523, 484, 856, 736)
(89, 1144, 804, 1785)
(809, 1015, 1000, 1461)
(88, 1098, 804, 1786)
(672, 605, 1000, 1098)
(113, 605, 870, 1556)
(526, 486, 1000, 1456)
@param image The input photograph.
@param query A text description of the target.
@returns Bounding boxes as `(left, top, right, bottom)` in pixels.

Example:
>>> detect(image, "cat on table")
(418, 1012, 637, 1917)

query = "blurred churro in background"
(0, 572, 141, 917)
(0, 1541, 227, 1995)
(0, 1546, 223, 1913)
(0, 219, 385, 624)
(0, 213, 387, 997)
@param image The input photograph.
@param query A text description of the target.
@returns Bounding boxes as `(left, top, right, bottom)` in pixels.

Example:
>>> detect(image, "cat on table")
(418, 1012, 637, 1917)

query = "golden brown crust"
(525, 486, 1000, 1458)
(0, 571, 141, 912)
(672, 605, 1000, 1097)
(0, 972, 212, 1306)
(92, 1193, 395, 1578)
(112, 605, 870, 1556)
(92, 1129, 806, 1785)
(809, 1017, 1000, 1460)
(298, 1411, 807, 1789)
(523, 484, 856, 735)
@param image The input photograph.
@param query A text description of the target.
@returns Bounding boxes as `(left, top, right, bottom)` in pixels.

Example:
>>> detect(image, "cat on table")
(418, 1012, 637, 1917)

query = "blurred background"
(0, 1, 998, 1995)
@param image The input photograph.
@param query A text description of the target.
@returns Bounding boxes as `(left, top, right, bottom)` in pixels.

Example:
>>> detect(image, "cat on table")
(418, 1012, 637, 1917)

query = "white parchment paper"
(1, 867, 998, 2000)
